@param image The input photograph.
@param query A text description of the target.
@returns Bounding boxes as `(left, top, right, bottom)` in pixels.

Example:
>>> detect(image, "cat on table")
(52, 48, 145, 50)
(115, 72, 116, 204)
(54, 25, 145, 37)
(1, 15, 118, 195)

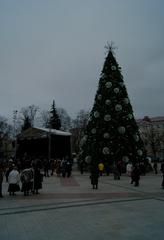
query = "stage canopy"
(16, 127, 72, 160)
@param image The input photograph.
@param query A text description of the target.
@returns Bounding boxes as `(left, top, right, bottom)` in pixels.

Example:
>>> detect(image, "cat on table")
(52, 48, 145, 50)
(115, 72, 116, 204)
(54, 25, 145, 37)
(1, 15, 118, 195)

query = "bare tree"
(39, 110, 51, 128)
(57, 108, 71, 131)
(0, 115, 13, 159)
(0, 116, 12, 138)
(20, 105, 39, 131)
(141, 123, 162, 160)
(21, 105, 39, 125)
(71, 110, 89, 154)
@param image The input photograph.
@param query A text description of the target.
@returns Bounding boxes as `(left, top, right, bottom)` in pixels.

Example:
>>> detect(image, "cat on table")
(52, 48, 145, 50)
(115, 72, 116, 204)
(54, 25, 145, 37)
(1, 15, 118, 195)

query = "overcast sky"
(0, 0, 164, 121)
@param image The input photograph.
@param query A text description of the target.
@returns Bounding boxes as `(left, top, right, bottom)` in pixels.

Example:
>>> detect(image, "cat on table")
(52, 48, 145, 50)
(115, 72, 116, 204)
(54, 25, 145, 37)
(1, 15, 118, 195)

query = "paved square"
(0, 172, 164, 239)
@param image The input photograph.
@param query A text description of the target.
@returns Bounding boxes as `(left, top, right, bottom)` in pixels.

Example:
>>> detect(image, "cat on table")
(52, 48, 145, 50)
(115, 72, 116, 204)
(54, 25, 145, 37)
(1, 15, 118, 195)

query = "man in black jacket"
(160, 161, 164, 189)
(0, 163, 4, 197)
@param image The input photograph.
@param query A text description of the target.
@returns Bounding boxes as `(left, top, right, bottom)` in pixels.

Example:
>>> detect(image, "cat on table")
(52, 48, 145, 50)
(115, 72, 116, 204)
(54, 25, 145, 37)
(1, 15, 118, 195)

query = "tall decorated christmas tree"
(81, 46, 145, 169)
(49, 100, 61, 130)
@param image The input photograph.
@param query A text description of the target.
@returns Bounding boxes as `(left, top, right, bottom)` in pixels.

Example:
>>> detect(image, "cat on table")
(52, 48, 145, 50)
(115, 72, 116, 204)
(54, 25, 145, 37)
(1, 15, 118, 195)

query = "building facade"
(137, 116, 164, 161)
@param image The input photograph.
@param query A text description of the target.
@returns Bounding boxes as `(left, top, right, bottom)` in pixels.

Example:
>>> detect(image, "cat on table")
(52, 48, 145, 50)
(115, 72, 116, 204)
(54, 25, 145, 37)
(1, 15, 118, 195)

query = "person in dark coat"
(50, 159, 55, 176)
(33, 165, 42, 194)
(90, 167, 99, 189)
(61, 159, 67, 178)
(113, 163, 120, 180)
(117, 160, 122, 176)
(131, 164, 140, 187)
(43, 158, 49, 177)
(5, 160, 13, 182)
(139, 162, 146, 176)
(105, 162, 110, 176)
(153, 162, 158, 174)
(160, 161, 164, 189)
(79, 161, 86, 175)
(65, 159, 72, 178)
(20, 162, 34, 196)
(0, 163, 4, 197)
(56, 159, 61, 177)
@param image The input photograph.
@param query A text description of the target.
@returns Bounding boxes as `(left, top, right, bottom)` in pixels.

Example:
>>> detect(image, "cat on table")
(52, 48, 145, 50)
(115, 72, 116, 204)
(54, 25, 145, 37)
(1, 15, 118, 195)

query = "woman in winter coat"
(131, 164, 140, 187)
(21, 166, 34, 196)
(160, 161, 164, 189)
(8, 165, 20, 196)
(0, 163, 4, 197)
(33, 166, 43, 194)
(90, 167, 99, 189)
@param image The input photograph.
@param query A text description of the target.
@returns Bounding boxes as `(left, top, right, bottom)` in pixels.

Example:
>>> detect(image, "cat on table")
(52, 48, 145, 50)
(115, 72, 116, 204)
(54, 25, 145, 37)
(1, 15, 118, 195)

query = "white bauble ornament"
(102, 147, 110, 155)
(91, 128, 96, 134)
(114, 88, 120, 94)
(137, 149, 143, 156)
(124, 98, 129, 104)
(103, 133, 110, 139)
(111, 65, 116, 70)
(122, 156, 129, 162)
(134, 134, 139, 142)
(81, 135, 88, 144)
(94, 111, 100, 118)
(118, 126, 126, 134)
(119, 82, 124, 87)
(85, 156, 91, 163)
(104, 114, 111, 121)
(101, 73, 106, 78)
(115, 104, 122, 111)
(128, 114, 133, 119)
(105, 99, 111, 105)
(97, 94, 102, 100)
(105, 82, 112, 88)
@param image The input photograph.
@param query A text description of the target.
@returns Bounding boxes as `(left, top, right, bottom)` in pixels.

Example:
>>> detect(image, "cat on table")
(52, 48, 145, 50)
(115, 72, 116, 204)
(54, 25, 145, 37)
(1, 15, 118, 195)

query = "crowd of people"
(0, 157, 164, 198)
(0, 156, 73, 198)
(89, 160, 164, 190)
(0, 159, 43, 197)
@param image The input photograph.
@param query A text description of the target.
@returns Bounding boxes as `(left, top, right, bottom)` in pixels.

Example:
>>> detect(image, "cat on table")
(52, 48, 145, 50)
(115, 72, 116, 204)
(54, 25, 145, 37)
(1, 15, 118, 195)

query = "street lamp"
(13, 110, 18, 160)
(48, 127, 51, 162)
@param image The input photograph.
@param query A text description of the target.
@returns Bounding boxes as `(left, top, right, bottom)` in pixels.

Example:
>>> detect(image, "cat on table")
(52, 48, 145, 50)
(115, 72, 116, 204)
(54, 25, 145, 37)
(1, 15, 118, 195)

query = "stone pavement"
(0, 171, 164, 239)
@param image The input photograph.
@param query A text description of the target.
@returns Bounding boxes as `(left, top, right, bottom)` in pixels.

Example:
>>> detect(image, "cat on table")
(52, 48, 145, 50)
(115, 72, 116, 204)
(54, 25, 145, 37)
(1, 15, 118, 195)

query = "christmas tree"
(49, 100, 61, 130)
(81, 45, 145, 169)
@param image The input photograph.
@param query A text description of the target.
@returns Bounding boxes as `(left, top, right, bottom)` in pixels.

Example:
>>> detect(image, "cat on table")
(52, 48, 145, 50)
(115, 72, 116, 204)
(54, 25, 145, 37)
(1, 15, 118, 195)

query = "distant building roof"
(150, 116, 164, 122)
(17, 127, 71, 140)
(137, 116, 164, 125)
(36, 127, 71, 136)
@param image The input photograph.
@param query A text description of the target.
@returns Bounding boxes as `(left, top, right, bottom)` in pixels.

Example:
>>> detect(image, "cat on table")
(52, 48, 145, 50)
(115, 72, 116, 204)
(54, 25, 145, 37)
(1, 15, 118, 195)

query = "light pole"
(13, 110, 18, 160)
(48, 127, 51, 162)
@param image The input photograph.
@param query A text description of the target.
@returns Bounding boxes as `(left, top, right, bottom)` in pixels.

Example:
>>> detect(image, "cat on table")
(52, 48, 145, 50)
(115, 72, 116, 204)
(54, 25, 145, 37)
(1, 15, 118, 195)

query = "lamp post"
(48, 127, 51, 162)
(13, 110, 18, 160)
